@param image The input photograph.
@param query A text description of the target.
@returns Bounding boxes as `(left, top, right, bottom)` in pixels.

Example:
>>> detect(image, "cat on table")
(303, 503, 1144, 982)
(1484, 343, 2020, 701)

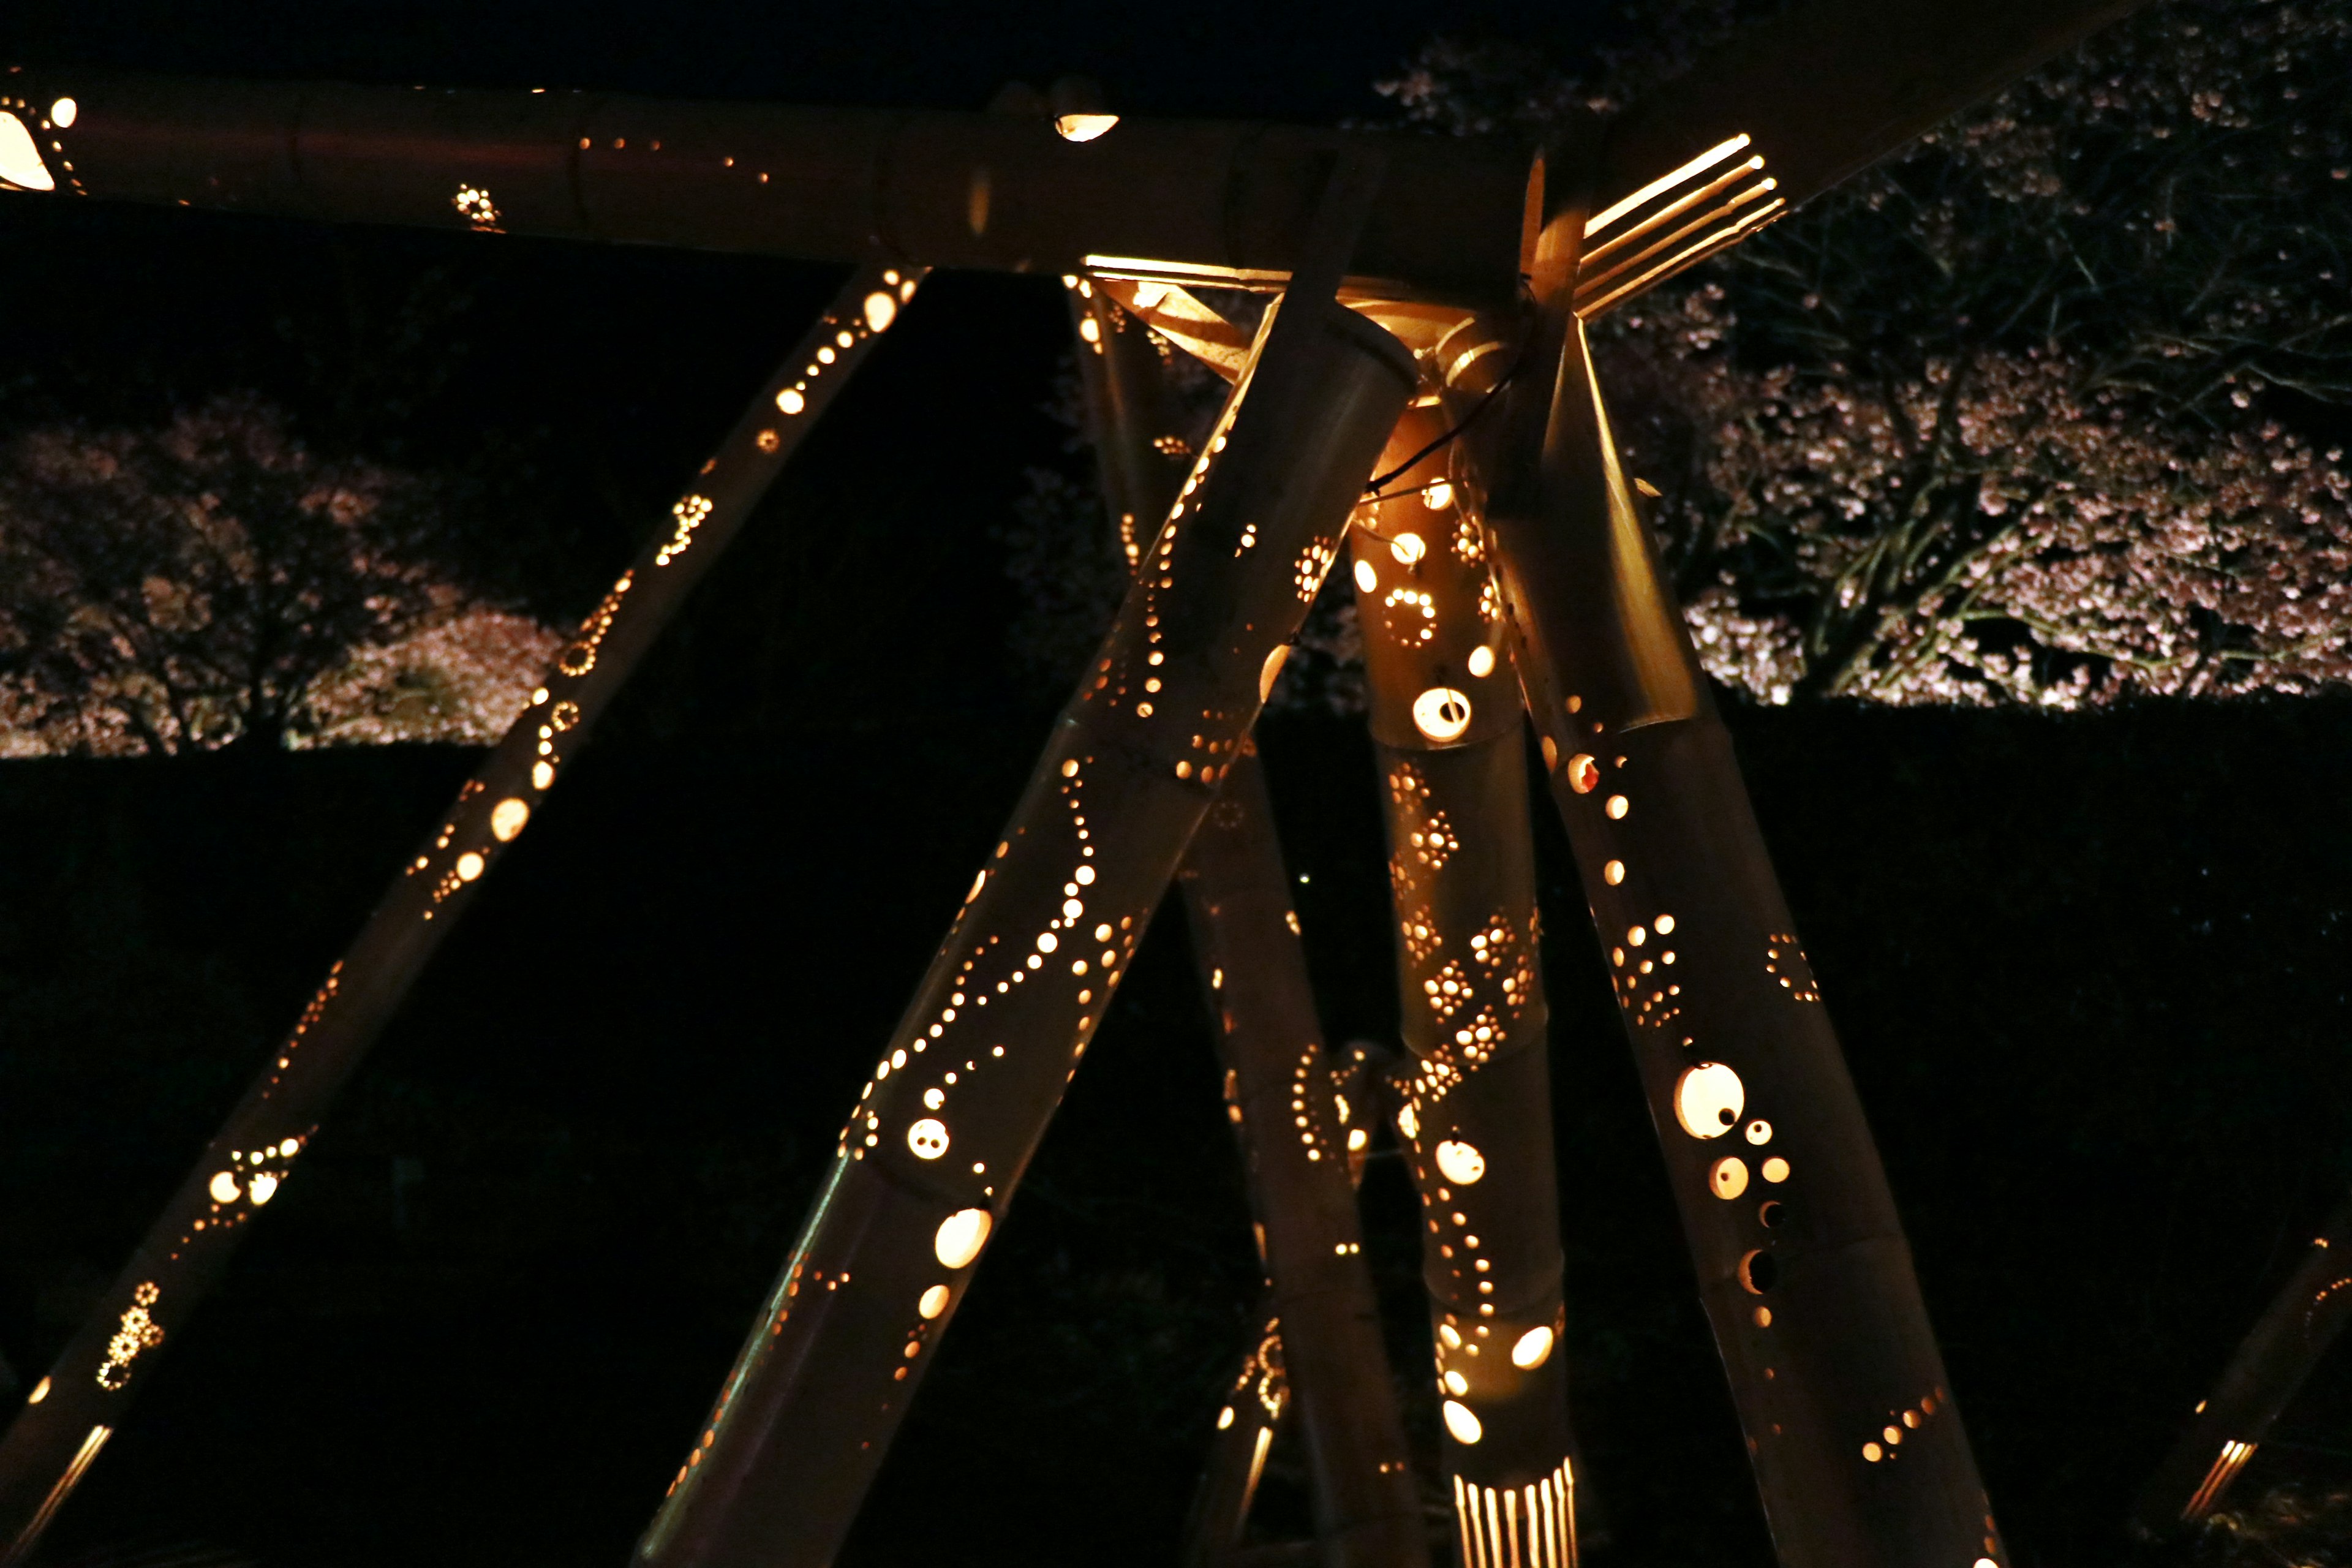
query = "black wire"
(1359, 315, 1536, 502)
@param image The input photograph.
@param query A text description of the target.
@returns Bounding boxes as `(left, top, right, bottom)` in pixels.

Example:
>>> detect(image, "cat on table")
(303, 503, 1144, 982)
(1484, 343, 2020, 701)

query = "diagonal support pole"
(1351, 404, 1582, 1567)
(1472, 160, 2007, 1568)
(2129, 1190, 2352, 1536)
(0, 263, 929, 1564)
(1063, 277, 1427, 1568)
(632, 153, 1412, 1568)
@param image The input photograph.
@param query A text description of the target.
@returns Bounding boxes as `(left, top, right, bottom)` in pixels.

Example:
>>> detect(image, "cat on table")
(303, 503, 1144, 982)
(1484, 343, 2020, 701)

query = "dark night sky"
(0, 0, 1616, 120)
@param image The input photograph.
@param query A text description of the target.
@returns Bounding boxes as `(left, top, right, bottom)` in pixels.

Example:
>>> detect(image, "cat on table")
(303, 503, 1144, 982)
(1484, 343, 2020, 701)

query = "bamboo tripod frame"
(0, 2, 2167, 1557)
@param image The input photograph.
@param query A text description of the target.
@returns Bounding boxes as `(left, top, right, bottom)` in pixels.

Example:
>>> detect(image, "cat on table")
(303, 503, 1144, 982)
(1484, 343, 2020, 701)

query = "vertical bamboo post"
(2130, 1193, 2352, 1534)
(1065, 277, 1426, 1568)
(1351, 404, 1581, 1567)
(633, 154, 1414, 1568)
(1472, 152, 2007, 1568)
(0, 263, 929, 1566)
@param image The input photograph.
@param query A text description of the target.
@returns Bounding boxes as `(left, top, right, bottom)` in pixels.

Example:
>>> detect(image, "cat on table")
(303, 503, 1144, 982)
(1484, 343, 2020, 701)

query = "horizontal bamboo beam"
(0, 66, 1528, 302)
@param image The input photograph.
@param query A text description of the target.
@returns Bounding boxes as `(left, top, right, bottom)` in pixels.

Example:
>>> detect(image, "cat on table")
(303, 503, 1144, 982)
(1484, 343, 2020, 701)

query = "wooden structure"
(0, 2, 2152, 1561)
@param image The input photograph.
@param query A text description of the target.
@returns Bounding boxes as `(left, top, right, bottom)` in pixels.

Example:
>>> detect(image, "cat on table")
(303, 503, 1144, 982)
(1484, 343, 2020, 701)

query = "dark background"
(0, 3, 2348, 1565)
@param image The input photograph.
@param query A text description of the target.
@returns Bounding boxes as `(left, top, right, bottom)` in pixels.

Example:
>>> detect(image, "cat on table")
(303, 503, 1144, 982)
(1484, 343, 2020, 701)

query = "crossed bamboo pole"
(0, 262, 928, 1564)
(1065, 277, 1427, 1567)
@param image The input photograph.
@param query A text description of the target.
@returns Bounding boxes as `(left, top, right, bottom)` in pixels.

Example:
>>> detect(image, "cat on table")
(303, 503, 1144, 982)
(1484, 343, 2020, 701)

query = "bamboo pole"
(1351, 404, 1581, 1567)
(2129, 1193, 2352, 1535)
(0, 67, 1524, 303)
(0, 262, 929, 1564)
(1470, 174, 2007, 1568)
(1064, 278, 1425, 1567)
(631, 154, 1412, 1568)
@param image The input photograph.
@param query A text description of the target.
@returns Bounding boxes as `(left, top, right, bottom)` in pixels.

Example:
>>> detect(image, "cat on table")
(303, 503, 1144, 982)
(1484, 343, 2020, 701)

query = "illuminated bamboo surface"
(632, 161, 1412, 1568)
(1351, 406, 1580, 1568)
(2130, 1193, 2352, 1534)
(0, 263, 925, 1566)
(0, 67, 1523, 303)
(1065, 277, 1425, 1567)
(1478, 301, 2006, 1568)
(1179, 749, 1430, 1568)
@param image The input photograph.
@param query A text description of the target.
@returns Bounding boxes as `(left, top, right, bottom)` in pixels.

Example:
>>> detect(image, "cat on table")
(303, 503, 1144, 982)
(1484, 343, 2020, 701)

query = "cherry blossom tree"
(0, 396, 558, 753)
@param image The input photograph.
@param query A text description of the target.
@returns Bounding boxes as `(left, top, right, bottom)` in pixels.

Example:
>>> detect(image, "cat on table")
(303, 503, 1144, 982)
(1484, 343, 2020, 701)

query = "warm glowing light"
(208, 1170, 239, 1204)
(1511, 1326, 1554, 1369)
(1709, 1156, 1749, 1199)
(1412, 687, 1472, 744)
(907, 1118, 950, 1159)
(1744, 1118, 1772, 1145)
(918, 1284, 949, 1319)
(248, 1173, 279, 1205)
(1434, 1139, 1487, 1185)
(1346, 1127, 1368, 1152)
(1250, 643, 1289, 704)
(1606, 794, 1630, 819)
(456, 851, 486, 882)
(1761, 1156, 1791, 1183)
(1442, 1370, 1468, 1395)
(1586, 134, 1752, 235)
(50, 97, 77, 129)
(1353, 558, 1378, 593)
(861, 291, 898, 332)
(1216, 1406, 1235, 1430)
(1390, 532, 1425, 565)
(1054, 113, 1120, 142)
(490, 798, 530, 842)
(1425, 480, 1455, 510)
(1442, 1400, 1483, 1444)
(1466, 644, 1496, 679)
(1673, 1062, 1744, 1139)
(279, 1137, 298, 1157)
(1567, 755, 1599, 793)
(532, 761, 556, 790)
(1604, 859, 1624, 884)
(934, 1207, 992, 1268)
(26, 1377, 47, 1404)
(777, 388, 807, 415)
(0, 113, 56, 192)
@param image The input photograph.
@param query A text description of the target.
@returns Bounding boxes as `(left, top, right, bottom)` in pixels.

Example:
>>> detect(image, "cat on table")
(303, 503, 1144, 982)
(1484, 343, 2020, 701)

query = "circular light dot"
(1425, 480, 1455, 510)
(1443, 1370, 1468, 1395)
(918, 1284, 949, 1319)
(1606, 794, 1630, 820)
(1902, 1409, 1920, 1429)
(1863, 1442, 1882, 1462)
(1466, 644, 1496, 680)
(1434, 1140, 1486, 1185)
(1604, 859, 1625, 885)
(1390, 532, 1426, 565)
(864, 291, 898, 331)
(1752, 1305, 1771, 1327)
(1567, 755, 1600, 793)
(1884, 1425, 1902, 1445)
(1353, 559, 1378, 593)
(489, 797, 530, 842)
(1673, 1062, 1745, 1140)
(208, 1170, 239, 1204)
(907, 1118, 949, 1159)
(1744, 1118, 1773, 1145)
(1439, 1323, 1461, 1348)
(1511, 1326, 1553, 1368)
(1216, 1406, 1235, 1430)
(1412, 687, 1473, 744)
(455, 851, 485, 881)
(248, 1173, 279, 1205)
(777, 388, 807, 415)
(51, 98, 77, 129)
(1655, 914, 1676, 934)
(1762, 1156, 1792, 1183)
(933, 1208, 992, 1268)
(1441, 1400, 1482, 1445)
(532, 761, 556, 790)
(1709, 1156, 1750, 1199)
